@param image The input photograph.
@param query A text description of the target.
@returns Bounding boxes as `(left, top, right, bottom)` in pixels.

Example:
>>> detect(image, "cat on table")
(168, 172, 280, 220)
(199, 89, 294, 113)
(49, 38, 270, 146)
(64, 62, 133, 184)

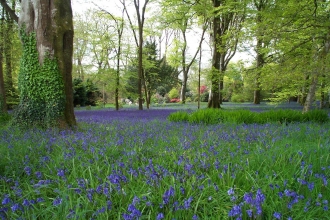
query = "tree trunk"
(4, 13, 14, 94)
(137, 29, 144, 110)
(303, 74, 318, 113)
(0, 46, 7, 113)
(208, 0, 221, 109)
(0, 11, 7, 113)
(17, 0, 76, 127)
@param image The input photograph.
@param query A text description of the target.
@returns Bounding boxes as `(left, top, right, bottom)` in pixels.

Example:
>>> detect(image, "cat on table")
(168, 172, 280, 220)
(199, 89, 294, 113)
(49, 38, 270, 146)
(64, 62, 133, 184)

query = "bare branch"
(0, 0, 18, 23)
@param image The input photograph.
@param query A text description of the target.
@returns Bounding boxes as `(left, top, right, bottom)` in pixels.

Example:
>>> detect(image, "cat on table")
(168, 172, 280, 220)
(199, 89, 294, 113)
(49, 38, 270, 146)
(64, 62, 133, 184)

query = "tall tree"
(161, 0, 209, 104)
(0, 8, 6, 113)
(121, 0, 151, 110)
(95, 6, 125, 111)
(252, 0, 270, 104)
(0, 0, 76, 127)
(208, 0, 246, 108)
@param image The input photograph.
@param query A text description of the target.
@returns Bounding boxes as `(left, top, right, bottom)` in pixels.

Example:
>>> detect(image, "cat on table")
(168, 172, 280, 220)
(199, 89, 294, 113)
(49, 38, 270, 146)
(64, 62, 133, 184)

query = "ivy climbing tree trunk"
(15, 0, 76, 127)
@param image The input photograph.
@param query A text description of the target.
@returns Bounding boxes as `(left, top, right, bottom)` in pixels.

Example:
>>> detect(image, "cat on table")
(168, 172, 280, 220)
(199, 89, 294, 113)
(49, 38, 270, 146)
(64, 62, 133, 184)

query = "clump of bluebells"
(0, 108, 329, 219)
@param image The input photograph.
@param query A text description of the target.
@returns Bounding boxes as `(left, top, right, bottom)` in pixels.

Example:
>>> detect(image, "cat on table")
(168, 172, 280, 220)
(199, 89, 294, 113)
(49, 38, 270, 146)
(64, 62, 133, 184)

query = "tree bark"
(302, 74, 318, 113)
(0, 45, 7, 113)
(208, 0, 221, 109)
(18, 0, 76, 127)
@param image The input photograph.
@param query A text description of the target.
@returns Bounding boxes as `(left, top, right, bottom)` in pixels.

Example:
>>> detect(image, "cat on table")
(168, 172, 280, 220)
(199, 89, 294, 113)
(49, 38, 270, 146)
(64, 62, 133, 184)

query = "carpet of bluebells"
(0, 108, 330, 219)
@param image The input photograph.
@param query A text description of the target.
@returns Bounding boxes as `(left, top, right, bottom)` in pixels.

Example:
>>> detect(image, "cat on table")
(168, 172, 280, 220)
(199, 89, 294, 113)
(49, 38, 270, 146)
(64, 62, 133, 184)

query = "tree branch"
(0, 0, 18, 23)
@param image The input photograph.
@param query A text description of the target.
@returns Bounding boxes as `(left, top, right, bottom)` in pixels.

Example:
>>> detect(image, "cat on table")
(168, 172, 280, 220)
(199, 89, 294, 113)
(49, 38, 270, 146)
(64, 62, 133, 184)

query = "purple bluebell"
(273, 212, 281, 219)
(35, 171, 43, 179)
(53, 197, 62, 206)
(1, 195, 11, 205)
(228, 204, 242, 218)
(246, 209, 253, 218)
(156, 213, 164, 220)
(11, 203, 21, 212)
(162, 186, 175, 205)
(57, 169, 65, 178)
(227, 187, 235, 196)
(183, 197, 193, 210)
(24, 166, 32, 176)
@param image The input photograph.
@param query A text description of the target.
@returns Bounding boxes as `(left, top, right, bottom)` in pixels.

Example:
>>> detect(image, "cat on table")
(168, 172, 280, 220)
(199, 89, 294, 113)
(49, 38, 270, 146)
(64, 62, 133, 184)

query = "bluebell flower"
(36, 197, 44, 203)
(107, 200, 112, 210)
(180, 186, 185, 195)
(183, 197, 193, 210)
(66, 209, 76, 219)
(227, 187, 235, 196)
(35, 171, 43, 179)
(244, 209, 251, 218)
(192, 214, 198, 220)
(22, 199, 31, 207)
(53, 197, 62, 206)
(163, 186, 175, 205)
(132, 196, 140, 205)
(57, 169, 65, 178)
(1, 195, 11, 205)
(156, 213, 164, 220)
(11, 203, 20, 212)
(228, 204, 242, 218)
(307, 182, 314, 191)
(273, 212, 281, 219)
(24, 166, 32, 176)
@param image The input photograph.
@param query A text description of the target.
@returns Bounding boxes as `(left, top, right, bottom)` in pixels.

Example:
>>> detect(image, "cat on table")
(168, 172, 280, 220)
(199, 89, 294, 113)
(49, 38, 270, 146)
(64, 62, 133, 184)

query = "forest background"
(0, 0, 329, 120)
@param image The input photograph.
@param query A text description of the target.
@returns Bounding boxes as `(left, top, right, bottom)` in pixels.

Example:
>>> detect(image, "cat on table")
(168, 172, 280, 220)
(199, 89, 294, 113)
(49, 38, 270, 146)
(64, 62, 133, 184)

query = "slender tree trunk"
(137, 28, 144, 110)
(0, 10, 7, 113)
(4, 14, 14, 93)
(254, 38, 263, 104)
(0, 47, 7, 113)
(208, 0, 221, 109)
(253, 1, 266, 105)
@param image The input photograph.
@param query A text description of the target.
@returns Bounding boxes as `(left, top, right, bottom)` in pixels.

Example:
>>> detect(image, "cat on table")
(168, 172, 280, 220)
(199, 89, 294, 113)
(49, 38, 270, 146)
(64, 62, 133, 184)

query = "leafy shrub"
(167, 111, 189, 122)
(168, 88, 179, 99)
(200, 92, 209, 102)
(230, 94, 245, 103)
(0, 113, 11, 125)
(156, 86, 167, 97)
(303, 109, 329, 123)
(168, 109, 329, 124)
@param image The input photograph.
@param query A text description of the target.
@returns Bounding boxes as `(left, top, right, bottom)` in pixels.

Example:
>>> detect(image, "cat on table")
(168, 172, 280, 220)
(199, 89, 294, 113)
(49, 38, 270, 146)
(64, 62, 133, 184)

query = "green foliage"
(73, 78, 87, 107)
(85, 79, 101, 106)
(0, 113, 11, 125)
(168, 88, 180, 99)
(73, 78, 100, 107)
(12, 30, 65, 128)
(167, 111, 190, 122)
(200, 91, 209, 102)
(156, 86, 166, 97)
(168, 109, 329, 124)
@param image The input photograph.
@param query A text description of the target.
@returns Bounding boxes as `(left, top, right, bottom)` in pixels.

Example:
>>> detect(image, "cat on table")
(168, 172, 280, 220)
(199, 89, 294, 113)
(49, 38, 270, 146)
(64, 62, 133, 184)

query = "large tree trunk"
(17, 0, 76, 127)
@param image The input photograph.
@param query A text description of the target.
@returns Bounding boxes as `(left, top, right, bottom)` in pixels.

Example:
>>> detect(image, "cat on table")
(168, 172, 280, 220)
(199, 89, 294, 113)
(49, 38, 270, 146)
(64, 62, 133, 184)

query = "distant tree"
(208, 0, 246, 108)
(85, 79, 101, 106)
(73, 78, 86, 107)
